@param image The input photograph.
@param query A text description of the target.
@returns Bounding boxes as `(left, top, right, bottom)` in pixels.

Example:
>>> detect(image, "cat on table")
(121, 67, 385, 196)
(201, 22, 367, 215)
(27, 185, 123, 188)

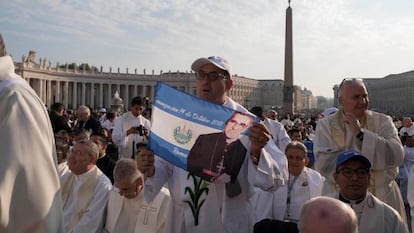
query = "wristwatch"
(356, 129, 364, 141)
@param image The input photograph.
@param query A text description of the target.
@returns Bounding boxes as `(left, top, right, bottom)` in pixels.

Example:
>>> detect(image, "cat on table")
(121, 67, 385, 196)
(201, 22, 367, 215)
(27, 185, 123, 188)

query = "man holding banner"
(137, 56, 288, 233)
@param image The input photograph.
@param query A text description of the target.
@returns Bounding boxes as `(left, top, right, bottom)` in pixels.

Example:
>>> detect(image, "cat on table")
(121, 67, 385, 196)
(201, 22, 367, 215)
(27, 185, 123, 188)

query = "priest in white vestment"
(329, 150, 408, 233)
(137, 56, 288, 233)
(254, 141, 324, 223)
(60, 140, 112, 233)
(104, 158, 170, 233)
(314, 78, 406, 220)
(112, 96, 151, 159)
(0, 33, 64, 233)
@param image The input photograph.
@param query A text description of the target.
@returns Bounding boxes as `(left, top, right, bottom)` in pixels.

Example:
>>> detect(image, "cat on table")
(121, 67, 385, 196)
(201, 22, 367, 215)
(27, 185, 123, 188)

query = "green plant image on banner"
(184, 173, 210, 226)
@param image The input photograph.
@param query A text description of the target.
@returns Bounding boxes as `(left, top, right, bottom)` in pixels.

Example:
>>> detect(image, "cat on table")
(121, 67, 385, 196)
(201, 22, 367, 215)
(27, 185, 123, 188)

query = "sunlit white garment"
(0, 56, 64, 233)
(254, 167, 324, 222)
(397, 146, 414, 203)
(329, 192, 408, 233)
(104, 187, 170, 233)
(60, 165, 112, 233)
(112, 112, 151, 159)
(314, 110, 406, 220)
(144, 97, 288, 233)
(400, 125, 414, 136)
(405, 164, 414, 232)
(102, 119, 115, 131)
(262, 118, 291, 153)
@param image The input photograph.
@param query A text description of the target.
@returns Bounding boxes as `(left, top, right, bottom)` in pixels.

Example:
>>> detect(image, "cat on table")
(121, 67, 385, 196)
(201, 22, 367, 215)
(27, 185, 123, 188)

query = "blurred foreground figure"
(298, 196, 359, 233)
(0, 32, 64, 232)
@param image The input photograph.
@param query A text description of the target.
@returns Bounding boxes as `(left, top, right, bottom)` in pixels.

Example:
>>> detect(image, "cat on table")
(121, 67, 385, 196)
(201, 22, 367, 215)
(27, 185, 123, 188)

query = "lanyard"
(284, 174, 299, 221)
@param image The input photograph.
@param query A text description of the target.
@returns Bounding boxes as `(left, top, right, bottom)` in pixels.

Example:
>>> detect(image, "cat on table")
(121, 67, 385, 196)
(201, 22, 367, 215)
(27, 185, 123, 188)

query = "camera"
(135, 125, 144, 136)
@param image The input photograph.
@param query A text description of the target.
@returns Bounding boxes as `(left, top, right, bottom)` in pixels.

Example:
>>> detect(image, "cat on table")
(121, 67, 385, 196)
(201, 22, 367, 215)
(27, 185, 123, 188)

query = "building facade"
(14, 52, 317, 113)
(333, 71, 414, 116)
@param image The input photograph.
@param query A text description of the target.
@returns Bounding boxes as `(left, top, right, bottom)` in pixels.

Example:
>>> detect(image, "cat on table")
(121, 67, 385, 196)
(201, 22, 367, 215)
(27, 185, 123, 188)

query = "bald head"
(0, 33, 6, 57)
(337, 78, 369, 118)
(298, 196, 358, 233)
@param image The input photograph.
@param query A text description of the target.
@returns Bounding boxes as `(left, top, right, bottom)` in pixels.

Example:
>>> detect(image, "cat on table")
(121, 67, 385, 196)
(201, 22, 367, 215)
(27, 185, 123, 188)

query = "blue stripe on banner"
(148, 132, 189, 170)
(153, 81, 236, 130)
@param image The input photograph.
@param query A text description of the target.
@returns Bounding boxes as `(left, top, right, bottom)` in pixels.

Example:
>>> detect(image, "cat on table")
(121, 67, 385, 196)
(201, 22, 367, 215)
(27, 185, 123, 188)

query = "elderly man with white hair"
(104, 157, 170, 233)
(314, 78, 405, 221)
(60, 140, 112, 233)
(76, 105, 102, 135)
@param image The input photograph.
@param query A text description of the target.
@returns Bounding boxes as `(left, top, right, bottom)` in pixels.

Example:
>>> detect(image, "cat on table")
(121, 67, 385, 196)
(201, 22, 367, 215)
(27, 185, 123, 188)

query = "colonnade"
(24, 77, 155, 111)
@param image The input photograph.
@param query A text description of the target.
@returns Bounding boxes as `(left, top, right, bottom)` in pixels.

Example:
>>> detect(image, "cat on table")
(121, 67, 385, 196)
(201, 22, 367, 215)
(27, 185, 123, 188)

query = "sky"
(1, 0, 414, 98)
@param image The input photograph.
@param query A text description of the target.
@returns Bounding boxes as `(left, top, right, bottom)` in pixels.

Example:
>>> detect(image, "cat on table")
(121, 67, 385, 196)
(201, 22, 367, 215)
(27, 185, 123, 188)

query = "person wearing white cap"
(137, 56, 288, 233)
(329, 150, 408, 233)
(0, 32, 64, 232)
(400, 117, 414, 137)
(313, 78, 406, 222)
(321, 107, 338, 118)
(98, 108, 107, 125)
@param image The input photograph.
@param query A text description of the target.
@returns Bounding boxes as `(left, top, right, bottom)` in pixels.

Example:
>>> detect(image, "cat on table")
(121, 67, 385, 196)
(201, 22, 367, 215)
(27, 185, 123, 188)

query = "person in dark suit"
(91, 133, 116, 184)
(187, 111, 253, 183)
(76, 105, 102, 135)
(49, 102, 72, 133)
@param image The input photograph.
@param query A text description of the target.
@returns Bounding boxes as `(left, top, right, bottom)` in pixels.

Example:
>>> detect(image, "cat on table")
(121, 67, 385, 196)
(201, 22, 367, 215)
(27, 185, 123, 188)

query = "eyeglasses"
(196, 71, 228, 81)
(337, 168, 369, 178)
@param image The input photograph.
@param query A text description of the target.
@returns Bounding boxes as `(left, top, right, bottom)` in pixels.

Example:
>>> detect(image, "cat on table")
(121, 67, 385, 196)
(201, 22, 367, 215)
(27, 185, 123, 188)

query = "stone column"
(149, 85, 155, 100)
(56, 80, 61, 103)
(99, 83, 103, 108)
(133, 85, 138, 98)
(108, 84, 112, 108)
(81, 82, 86, 106)
(90, 82, 95, 109)
(125, 84, 129, 106)
(46, 80, 52, 108)
(73, 81, 78, 109)
(142, 85, 147, 98)
(64, 81, 69, 108)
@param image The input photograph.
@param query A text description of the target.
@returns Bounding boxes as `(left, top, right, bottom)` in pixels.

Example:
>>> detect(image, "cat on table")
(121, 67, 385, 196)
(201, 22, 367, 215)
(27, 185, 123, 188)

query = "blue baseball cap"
(336, 150, 371, 170)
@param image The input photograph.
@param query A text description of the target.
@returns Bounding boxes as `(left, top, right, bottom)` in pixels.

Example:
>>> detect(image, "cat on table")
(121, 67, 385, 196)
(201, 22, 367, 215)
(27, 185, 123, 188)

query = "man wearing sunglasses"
(329, 150, 407, 233)
(313, 78, 405, 221)
(137, 56, 287, 233)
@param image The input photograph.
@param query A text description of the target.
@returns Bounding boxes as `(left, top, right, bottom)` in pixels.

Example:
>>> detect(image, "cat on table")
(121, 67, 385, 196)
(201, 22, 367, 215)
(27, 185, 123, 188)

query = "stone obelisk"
(283, 0, 294, 114)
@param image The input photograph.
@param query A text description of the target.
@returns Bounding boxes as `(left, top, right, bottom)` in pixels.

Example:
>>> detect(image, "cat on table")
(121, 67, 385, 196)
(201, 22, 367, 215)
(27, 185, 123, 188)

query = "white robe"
(314, 110, 406, 220)
(254, 167, 324, 222)
(104, 187, 170, 233)
(112, 112, 151, 159)
(405, 164, 414, 233)
(0, 56, 64, 233)
(60, 165, 112, 233)
(144, 97, 288, 233)
(262, 118, 291, 153)
(329, 192, 408, 233)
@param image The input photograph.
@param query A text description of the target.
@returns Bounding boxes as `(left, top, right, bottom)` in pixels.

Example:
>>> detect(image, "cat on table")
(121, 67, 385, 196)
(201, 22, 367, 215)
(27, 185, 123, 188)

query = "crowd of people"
(1, 31, 414, 233)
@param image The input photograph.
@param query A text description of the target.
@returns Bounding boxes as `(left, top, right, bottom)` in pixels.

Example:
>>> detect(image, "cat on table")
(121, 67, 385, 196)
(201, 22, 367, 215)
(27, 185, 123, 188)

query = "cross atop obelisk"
(283, 0, 294, 114)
